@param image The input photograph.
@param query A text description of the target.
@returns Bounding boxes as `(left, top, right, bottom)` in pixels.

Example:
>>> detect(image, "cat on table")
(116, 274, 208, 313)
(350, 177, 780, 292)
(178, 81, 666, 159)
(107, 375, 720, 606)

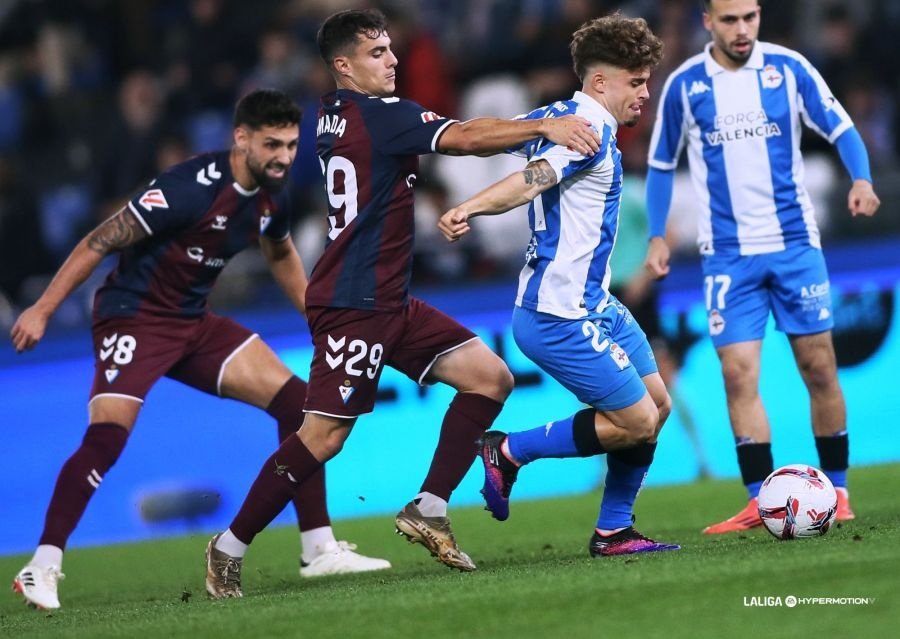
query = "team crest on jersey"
(104, 368, 119, 383)
(260, 210, 272, 233)
(338, 382, 355, 404)
(760, 64, 783, 89)
(138, 189, 169, 212)
(609, 343, 630, 370)
(709, 309, 726, 336)
(420, 111, 442, 123)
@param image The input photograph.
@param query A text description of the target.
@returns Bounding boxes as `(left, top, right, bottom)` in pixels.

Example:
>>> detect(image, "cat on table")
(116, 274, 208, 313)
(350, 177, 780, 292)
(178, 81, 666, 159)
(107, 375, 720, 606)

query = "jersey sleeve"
(366, 97, 457, 155)
(263, 188, 293, 241)
(791, 55, 853, 143)
(531, 125, 607, 183)
(647, 73, 687, 170)
(127, 172, 202, 236)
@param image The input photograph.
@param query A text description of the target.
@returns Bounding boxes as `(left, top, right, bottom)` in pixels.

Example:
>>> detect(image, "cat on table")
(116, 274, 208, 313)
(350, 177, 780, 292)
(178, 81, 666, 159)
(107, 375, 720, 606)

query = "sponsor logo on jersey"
(706, 110, 782, 145)
(196, 161, 222, 186)
(609, 343, 630, 370)
(688, 80, 711, 96)
(709, 309, 726, 336)
(187, 246, 204, 262)
(760, 64, 783, 89)
(212, 215, 228, 230)
(138, 189, 169, 211)
(801, 281, 830, 298)
(420, 111, 442, 123)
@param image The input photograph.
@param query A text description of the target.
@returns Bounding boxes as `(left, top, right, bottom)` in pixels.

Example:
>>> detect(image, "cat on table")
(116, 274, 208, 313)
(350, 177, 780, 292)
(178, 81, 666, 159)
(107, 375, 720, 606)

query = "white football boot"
(12, 564, 65, 610)
(299, 540, 391, 578)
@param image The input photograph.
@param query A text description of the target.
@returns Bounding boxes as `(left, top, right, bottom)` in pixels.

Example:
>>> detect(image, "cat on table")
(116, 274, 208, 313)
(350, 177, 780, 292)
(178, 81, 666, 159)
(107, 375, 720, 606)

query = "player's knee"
(478, 357, 514, 401)
(625, 405, 658, 446)
(720, 360, 755, 396)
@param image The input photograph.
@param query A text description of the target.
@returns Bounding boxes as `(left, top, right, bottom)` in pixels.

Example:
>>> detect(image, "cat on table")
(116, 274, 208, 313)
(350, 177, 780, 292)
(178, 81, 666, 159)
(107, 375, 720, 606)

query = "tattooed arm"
(10, 208, 147, 352)
(438, 159, 559, 242)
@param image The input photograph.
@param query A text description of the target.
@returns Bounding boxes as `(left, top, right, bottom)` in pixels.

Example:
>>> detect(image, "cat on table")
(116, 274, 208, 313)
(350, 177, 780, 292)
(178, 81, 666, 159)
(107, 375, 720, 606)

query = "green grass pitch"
(2, 464, 898, 639)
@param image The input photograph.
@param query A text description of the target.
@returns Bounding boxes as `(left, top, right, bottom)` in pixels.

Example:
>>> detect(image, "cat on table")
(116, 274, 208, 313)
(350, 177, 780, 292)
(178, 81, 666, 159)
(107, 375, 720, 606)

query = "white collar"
(572, 90, 618, 134)
(703, 41, 764, 76)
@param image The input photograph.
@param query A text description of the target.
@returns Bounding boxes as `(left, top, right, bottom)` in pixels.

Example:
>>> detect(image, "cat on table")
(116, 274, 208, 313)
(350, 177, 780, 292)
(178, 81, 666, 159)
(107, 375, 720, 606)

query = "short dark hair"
(316, 9, 388, 64)
(233, 89, 301, 129)
(570, 12, 664, 81)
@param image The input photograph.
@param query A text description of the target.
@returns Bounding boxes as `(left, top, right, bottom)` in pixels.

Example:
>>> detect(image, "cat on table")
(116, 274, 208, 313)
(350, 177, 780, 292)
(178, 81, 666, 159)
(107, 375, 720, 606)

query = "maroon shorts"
(89, 313, 256, 403)
(304, 297, 478, 417)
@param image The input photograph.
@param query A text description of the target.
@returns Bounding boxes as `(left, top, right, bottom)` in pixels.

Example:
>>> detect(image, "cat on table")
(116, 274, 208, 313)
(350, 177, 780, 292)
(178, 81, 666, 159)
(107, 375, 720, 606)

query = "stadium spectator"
(643, 0, 879, 533)
(10, 89, 389, 611)
(204, 8, 602, 599)
(439, 13, 678, 557)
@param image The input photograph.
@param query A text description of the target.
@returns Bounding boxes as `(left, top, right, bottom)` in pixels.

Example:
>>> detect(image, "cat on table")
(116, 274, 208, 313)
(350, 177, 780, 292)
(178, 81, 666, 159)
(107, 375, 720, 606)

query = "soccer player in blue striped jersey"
(644, 0, 880, 533)
(440, 14, 679, 557)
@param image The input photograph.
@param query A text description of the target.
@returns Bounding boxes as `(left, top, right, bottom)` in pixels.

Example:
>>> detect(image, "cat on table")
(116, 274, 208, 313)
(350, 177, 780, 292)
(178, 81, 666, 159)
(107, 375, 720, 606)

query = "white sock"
(214, 529, 248, 558)
(32, 544, 63, 569)
(414, 492, 448, 517)
(596, 527, 627, 536)
(301, 526, 336, 564)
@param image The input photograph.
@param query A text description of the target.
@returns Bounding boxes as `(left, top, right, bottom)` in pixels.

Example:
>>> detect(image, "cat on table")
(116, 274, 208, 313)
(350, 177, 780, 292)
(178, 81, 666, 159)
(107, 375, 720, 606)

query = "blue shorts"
(511, 298, 656, 412)
(701, 244, 834, 347)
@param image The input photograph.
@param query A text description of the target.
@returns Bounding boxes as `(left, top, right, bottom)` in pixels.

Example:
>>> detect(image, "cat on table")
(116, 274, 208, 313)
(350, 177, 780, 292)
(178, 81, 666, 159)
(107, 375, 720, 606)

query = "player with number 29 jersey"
(309, 89, 455, 311)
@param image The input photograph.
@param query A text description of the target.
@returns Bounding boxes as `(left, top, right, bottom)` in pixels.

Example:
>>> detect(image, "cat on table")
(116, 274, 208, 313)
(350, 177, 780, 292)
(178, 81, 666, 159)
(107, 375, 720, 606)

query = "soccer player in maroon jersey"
(11, 89, 388, 611)
(205, 9, 602, 598)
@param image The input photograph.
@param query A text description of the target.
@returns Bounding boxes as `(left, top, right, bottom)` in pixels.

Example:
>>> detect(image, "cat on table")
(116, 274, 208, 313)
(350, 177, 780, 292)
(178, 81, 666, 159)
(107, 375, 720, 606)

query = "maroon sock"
(39, 422, 129, 549)
(267, 376, 330, 531)
(420, 393, 504, 500)
(229, 433, 323, 544)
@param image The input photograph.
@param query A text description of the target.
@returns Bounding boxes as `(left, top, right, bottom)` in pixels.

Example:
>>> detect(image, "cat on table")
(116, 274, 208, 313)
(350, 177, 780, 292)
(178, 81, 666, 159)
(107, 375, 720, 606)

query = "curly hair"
(570, 12, 664, 81)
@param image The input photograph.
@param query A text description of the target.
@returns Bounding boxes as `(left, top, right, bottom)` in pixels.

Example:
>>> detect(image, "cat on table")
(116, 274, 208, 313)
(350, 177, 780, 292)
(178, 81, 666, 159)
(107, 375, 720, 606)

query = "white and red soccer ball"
(757, 464, 838, 539)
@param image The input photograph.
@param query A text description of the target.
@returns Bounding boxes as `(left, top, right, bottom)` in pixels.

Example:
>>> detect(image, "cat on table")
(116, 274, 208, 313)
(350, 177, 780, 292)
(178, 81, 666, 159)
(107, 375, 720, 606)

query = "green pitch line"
(2, 464, 898, 639)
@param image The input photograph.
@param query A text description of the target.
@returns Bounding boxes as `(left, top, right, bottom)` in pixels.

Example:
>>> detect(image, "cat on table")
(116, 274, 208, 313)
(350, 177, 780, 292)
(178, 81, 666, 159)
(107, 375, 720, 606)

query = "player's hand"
(540, 116, 600, 156)
(645, 236, 671, 279)
(10, 304, 51, 353)
(438, 207, 471, 242)
(848, 179, 880, 217)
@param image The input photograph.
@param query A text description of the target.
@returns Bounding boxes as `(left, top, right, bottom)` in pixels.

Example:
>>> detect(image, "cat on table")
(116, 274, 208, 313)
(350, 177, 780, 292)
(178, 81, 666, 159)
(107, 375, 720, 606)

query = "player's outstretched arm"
(10, 207, 147, 353)
(437, 116, 600, 157)
(439, 159, 558, 243)
(260, 235, 308, 316)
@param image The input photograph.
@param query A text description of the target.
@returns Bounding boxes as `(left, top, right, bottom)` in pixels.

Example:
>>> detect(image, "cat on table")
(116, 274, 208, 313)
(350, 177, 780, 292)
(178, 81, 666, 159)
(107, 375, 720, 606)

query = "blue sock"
(596, 444, 654, 530)
(507, 414, 579, 464)
(827, 469, 847, 489)
(746, 480, 764, 500)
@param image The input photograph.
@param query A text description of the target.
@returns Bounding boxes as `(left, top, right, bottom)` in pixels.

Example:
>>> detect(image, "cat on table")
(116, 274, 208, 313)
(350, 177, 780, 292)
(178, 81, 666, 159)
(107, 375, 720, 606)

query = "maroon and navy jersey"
(94, 151, 292, 320)
(307, 89, 455, 311)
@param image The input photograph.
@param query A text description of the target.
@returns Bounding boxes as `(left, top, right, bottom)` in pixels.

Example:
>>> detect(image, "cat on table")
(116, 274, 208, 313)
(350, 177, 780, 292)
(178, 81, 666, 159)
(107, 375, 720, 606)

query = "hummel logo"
(100, 334, 117, 361)
(688, 80, 711, 96)
(326, 335, 345, 369)
(273, 459, 289, 476)
(196, 161, 222, 186)
(212, 215, 227, 230)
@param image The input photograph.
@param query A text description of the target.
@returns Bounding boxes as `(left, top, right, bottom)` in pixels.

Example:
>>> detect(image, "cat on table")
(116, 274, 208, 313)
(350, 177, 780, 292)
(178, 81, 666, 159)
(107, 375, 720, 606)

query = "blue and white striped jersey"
(648, 42, 854, 255)
(512, 91, 623, 319)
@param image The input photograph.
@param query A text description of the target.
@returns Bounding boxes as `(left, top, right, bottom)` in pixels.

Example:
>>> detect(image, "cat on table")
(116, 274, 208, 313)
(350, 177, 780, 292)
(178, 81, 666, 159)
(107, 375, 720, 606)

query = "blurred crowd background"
(1, 0, 898, 329)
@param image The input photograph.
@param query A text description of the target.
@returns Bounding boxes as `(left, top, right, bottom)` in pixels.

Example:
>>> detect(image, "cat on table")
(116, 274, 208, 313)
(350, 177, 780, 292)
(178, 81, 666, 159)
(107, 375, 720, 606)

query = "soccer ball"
(757, 464, 837, 539)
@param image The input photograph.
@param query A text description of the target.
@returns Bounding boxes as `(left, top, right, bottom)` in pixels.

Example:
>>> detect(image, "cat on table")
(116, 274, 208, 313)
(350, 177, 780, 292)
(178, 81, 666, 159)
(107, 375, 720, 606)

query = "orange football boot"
(835, 487, 855, 521)
(702, 497, 763, 534)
